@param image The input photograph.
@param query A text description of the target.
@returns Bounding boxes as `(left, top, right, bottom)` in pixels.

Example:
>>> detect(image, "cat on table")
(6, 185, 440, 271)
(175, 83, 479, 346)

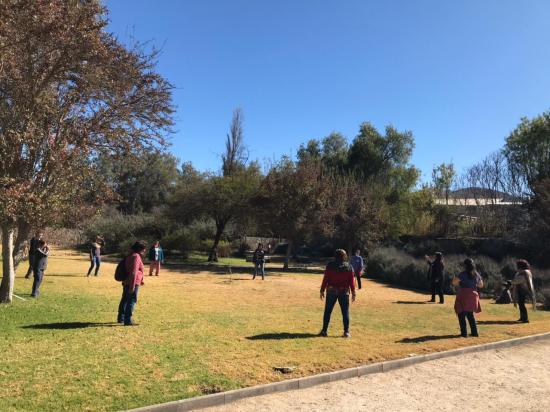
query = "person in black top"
(425, 252, 445, 304)
(252, 243, 266, 280)
(25, 231, 43, 279)
(31, 240, 49, 297)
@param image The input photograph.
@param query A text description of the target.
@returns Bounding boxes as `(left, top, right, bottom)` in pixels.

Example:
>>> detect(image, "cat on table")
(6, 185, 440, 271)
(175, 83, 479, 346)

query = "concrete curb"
(127, 331, 550, 412)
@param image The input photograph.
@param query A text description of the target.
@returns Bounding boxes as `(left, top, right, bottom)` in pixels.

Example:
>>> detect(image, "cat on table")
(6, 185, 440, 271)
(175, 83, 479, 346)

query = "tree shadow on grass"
(397, 334, 459, 343)
(246, 332, 318, 340)
(394, 301, 429, 305)
(23, 322, 120, 330)
(477, 320, 519, 325)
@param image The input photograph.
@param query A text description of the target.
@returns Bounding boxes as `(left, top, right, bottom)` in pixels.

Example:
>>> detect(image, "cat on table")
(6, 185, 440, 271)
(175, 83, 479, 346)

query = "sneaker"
(470, 333, 479, 337)
(343, 331, 351, 338)
(318, 330, 328, 337)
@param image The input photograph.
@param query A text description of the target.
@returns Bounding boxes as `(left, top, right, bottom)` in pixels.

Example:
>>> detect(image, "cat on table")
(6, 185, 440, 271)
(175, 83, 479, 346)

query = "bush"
(540, 288, 550, 311)
(162, 228, 200, 258)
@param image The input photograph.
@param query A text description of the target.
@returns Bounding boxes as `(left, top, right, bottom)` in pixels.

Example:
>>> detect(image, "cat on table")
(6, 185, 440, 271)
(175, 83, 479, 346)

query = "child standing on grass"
(319, 249, 356, 338)
(512, 259, 536, 323)
(31, 240, 49, 298)
(148, 240, 165, 276)
(452, 258, 483, 338)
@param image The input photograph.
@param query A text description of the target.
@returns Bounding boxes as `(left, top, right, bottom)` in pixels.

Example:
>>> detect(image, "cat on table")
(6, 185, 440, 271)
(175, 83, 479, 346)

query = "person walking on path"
(87, 236, 105, 277)
(25, 231, 43, 279)
(118, 241, 146, 326)
(512, 259, 536, 323)
(252, 243, 266, 280)
(148, 240, 165, 276)
(31, 240, 49, 298)
(319, 249, 356, 338)
(452, 258, 483, 338)
(425, 252, 445, 303)
(350, 249, 365, 290)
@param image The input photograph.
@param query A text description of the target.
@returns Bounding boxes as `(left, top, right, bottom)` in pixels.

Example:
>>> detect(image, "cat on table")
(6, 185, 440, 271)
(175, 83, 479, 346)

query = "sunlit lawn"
(2, 250, 550, 411)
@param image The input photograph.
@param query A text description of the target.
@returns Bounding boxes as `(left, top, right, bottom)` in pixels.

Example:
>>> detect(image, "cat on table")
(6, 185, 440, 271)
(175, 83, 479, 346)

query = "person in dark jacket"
(148, 240, 165, 276)
(319, 249, 356, 338)
(252, 243, 266, 280)
(495, 280, 512, 304)
(31, 240, 49, 298)
(25, 231, 43, 279)
(425, 252, 445, 303)
(87, 235, 104, 277)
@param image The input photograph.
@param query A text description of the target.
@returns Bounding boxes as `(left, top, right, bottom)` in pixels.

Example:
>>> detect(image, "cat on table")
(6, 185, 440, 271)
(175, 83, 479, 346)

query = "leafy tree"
(432, 162, 456, 205)
(0, 0, 174, 302)
(254, 158, 327, 268)
(96, 150, 179, 214)
(505, 111, 550, 192)
(297, 139, 321, 164)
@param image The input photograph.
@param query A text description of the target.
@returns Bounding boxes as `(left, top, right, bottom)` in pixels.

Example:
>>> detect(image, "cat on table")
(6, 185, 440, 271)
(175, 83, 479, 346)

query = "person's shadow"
(22, 322, 120, 330)
(246, 332, 318, 340)
(397, 334, 459, 343)
(393, 301, 429, 305)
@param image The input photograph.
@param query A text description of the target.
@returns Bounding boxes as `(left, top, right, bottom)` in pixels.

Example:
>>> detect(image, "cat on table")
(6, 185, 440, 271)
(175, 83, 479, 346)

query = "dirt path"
(204, 340, 550, 412)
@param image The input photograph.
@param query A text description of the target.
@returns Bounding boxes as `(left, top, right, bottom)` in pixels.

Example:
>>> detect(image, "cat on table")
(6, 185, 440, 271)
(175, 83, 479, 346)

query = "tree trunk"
(208, 221, 226, 262)
(13, 220, 31, 269)
(0, 225, 16, 304)
(283, 240, 292, 269)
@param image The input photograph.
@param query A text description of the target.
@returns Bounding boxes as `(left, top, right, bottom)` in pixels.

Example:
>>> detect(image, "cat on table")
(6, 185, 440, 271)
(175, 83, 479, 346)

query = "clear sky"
(105, 0, 550, 181)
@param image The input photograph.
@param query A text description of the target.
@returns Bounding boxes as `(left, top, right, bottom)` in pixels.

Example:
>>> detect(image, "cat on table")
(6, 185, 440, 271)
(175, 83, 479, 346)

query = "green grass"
(182, 251, 248, 266)
(2, 251, 550, 411)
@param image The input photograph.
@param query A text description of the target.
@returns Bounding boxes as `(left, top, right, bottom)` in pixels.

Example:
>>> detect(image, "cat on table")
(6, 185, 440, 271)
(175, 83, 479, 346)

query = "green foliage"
(505, 110, 550, 189)
(432, 162, 456, 204)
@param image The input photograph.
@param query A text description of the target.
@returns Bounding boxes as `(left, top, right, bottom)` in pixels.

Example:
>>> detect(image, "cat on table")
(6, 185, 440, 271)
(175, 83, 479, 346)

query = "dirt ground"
(204, 340, 550, 412)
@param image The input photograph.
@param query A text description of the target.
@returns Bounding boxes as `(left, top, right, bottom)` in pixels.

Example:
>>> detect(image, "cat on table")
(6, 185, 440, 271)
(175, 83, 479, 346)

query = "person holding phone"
(31, 240, 49, 298)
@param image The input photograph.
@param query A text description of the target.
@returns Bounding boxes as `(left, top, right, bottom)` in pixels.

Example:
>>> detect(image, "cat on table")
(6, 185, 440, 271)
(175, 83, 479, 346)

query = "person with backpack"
(31, 240, 49, 297)
(148, 240, 165, 276)
(452, 258, 483, 337)
(319, 249, 356, 338)
(25, 231, 43, 279)
(252, 243, 266, 280)
(117, 241, 147, 326)
(511, 259, 536, 323)
(425, 252, 445, 304)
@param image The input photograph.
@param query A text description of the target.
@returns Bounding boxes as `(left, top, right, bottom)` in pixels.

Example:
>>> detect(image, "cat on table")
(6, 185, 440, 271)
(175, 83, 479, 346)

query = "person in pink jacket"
(117, 241, 147, 326)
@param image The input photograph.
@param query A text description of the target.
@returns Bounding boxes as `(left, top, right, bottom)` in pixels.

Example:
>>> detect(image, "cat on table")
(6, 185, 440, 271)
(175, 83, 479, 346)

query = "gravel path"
(204, 340, 550, 412)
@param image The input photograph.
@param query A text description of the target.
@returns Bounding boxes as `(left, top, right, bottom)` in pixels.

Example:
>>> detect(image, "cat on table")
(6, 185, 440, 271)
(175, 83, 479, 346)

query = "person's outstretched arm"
(320, 270, 328, 299)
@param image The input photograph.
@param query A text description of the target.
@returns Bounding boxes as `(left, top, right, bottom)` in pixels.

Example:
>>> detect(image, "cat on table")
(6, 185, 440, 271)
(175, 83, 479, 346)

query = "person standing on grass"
(452, 258, 483, 338)
(118, 241, 147, 326)
(148, 240, 165, 276)
(31, 240, 49, 298)
(252, 243, 266, 280)
(350, 249, 365, 290)
(512, 259, 536, 323)
(319, 249, 356, 338)
(87, 235, 105, 277)
(425, 252, 445, 303)
(25, 231, 43, 279)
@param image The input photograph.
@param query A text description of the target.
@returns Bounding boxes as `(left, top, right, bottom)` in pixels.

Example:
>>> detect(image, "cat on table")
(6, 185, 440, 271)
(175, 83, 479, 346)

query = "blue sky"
(106, 0, 550, 181)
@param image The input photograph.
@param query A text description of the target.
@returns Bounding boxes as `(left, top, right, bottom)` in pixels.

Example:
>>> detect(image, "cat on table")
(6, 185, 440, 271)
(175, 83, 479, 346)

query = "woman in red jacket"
(117, 241, 147, 326)
(319, 249, 356, 338)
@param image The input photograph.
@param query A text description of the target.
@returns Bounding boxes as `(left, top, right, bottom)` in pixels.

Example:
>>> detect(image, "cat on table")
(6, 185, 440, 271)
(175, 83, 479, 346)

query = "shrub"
(162, 228, 200, 258)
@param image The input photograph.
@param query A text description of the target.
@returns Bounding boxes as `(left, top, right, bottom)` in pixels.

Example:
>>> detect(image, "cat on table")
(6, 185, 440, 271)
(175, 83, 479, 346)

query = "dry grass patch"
(1, 251, 550, 411)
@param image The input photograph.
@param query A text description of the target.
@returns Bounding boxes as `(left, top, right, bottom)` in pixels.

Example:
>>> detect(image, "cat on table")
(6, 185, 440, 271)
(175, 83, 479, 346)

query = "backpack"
(114, 257, 128, 282)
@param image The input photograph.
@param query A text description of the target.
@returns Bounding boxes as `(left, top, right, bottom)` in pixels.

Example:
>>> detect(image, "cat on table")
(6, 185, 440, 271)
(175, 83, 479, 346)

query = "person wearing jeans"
(252, 243, 266, 280)
(453, 258, 483, 337)
(31, 240, 49, 298)
(87, 236, 104, 277)
(319, 249, 356, 338)
(25, 231, 42, 279)
(512, 259, 536, 323)
(118, 241, 146, 326)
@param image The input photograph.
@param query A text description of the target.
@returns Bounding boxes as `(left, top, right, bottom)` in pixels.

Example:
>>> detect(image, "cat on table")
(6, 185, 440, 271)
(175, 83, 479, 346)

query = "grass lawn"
(2, 250, 550, 411)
